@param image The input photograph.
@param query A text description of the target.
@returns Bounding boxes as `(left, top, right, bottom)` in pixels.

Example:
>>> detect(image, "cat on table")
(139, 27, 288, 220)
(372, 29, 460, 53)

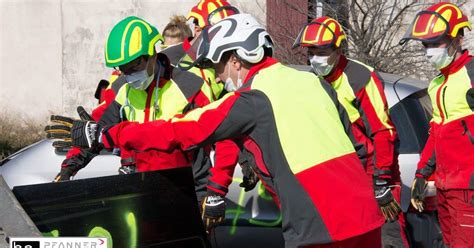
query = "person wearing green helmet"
(46, 16, 218, 199)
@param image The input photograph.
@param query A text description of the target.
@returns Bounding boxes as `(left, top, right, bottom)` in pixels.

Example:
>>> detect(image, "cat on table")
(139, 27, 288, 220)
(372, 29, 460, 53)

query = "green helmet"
(105, 16, 164, 67)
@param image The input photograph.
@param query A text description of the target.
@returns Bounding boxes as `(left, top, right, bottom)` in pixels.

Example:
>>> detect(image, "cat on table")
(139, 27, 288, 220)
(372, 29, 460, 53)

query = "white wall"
(0, 0, 266, 122)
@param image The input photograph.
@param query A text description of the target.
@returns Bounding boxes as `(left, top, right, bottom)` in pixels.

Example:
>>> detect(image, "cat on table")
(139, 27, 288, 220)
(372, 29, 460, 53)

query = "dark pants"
(381, 186, 410, 247)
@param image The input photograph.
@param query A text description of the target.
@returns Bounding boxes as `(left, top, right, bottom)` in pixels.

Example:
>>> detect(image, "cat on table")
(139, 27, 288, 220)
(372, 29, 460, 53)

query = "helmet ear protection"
(235, 47, 264, 64)
(234, 36, 273, 64)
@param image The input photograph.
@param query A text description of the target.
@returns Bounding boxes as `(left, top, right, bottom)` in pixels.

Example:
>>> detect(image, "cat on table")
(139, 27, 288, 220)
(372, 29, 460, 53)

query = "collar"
(440, 50, 472, 76)
(243, 57, 279, 83)
(324, 54, 348, 83)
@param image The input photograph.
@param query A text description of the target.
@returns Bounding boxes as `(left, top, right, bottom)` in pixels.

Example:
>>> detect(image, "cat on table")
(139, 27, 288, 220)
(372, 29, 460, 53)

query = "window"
(390, 89, 432, 154)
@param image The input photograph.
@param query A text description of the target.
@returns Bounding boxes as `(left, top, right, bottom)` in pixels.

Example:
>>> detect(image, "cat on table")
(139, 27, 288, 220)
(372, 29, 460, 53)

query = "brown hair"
(163, 15, 192, 43)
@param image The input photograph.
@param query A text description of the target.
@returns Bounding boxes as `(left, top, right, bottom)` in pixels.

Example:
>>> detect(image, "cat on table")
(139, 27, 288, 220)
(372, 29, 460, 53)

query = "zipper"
(435, 76, 449, 124)
(441, 86, 448, 120)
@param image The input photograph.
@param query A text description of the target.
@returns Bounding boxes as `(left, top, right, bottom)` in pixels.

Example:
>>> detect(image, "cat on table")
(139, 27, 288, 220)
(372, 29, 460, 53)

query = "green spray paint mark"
(225, 178, 282, 235)
(42, 229, 59, 237)
(88, 226, 113, 248)
(257, 182, 273, 201)
(248, 183, 282, 227)
(225, 177, 246, 235)
(248, 212, 282, 227)
(126, 212, 138, 248)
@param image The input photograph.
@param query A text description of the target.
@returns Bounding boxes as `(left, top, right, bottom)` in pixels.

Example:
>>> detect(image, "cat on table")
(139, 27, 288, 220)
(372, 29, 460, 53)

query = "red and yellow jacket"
(324, 55, 398, 181)
(61, 54, 219, 172)
(103, 58, 384, 246)
(417, 50, 474, 190)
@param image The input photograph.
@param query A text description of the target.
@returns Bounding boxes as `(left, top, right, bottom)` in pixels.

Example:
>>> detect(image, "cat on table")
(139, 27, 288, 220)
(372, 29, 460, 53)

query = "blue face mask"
(125, 59, 155, 90)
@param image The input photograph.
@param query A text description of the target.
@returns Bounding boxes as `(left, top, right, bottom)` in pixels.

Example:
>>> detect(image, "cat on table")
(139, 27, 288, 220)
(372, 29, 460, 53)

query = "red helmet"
(293, 16, 346, 49)
(187, 0, 239, 28)
(400, 2, 471, 45)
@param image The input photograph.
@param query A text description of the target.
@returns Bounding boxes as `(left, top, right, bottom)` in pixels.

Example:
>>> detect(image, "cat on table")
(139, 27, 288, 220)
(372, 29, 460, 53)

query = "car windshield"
(390, 89, 432, 154)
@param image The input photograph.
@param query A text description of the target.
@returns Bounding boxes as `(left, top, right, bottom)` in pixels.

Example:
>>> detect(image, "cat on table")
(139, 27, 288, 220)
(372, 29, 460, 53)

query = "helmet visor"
(178, 27, 212, 70)
(293, 22, 336, 49)
(207, 6, 240, 26)
(400, 11, 449, 45)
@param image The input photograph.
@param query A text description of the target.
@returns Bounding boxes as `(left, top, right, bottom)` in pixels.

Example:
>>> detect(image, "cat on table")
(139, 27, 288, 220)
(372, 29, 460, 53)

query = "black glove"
(374, 178, 402, 222)
(118, 165, 137, 174)
(201, 193, 226, 233)
(70, 120, 101, 149)
(46, 117, 101, 150)
(239, 162, 259, 192)
(54, 166, 81, 182)
(45, 106, 93, 149)
(411, 177, 427, 212)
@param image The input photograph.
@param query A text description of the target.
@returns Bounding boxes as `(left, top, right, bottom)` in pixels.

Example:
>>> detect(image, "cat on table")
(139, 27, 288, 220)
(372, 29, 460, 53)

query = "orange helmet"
(292, 16, 346, 49)
(400, 2, 471, 45)
(187, 0, 239, 28)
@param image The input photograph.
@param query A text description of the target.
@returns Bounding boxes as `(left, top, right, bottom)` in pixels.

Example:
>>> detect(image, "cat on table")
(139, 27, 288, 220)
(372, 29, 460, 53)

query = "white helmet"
(180, 13, 273, 70)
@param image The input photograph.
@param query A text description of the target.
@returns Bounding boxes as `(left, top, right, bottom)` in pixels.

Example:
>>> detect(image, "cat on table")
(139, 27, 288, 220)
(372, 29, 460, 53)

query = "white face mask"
(425, 47, 454, 70)
(125, 59, 155, 90)
(224, 63, 242, 92)
(310, 55, 334, 76)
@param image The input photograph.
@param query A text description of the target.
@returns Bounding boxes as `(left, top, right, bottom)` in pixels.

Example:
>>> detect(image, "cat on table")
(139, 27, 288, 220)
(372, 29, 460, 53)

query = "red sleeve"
(356, 72, 397, 174)
(102, 92, 256, 155)
(91, 88, 117, 121)
(207, 140, 241, 196)
(63, 147, 82, 162)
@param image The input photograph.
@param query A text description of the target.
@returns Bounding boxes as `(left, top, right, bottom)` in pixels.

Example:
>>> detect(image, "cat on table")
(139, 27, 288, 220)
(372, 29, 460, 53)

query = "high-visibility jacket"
(103, 57, 384, 247)
(324, 55, 398, 181)
(417, 50, 474, 190)
(62, 54, 214, 172)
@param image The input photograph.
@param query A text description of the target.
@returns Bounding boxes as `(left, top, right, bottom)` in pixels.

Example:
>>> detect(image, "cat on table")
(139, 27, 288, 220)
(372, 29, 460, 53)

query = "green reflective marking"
(249, 212, 282, 227)
(88, 226, 113, 248)
(42, 229, 59, 237)
(126, 212, 138, 248)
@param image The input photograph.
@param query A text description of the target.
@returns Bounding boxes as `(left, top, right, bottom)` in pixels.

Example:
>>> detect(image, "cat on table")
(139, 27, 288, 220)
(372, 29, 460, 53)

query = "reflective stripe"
(251, 63, 355, 174)
(359, 73, 393, 132)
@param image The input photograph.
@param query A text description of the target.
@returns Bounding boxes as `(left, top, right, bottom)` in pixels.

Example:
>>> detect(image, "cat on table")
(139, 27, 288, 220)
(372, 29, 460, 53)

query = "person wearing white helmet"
(62, 14, 385, 247)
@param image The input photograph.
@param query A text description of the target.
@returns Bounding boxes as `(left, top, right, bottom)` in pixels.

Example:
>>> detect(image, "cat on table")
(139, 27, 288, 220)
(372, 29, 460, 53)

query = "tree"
(265, 0, 467, 80)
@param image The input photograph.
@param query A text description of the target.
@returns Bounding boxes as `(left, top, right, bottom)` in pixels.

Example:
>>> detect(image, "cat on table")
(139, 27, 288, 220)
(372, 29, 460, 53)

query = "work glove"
(201, 192, 226, 233)
(411, 177, 427, 212)
(118, 165, 137, 174)
(45, 106, 94, 149)
(46, 118, 102, 150)
(374, 177, 401, 222)
(118, 157, 137, 175)
(239, 162, 259, 192)
(54, 165, 82, 182)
